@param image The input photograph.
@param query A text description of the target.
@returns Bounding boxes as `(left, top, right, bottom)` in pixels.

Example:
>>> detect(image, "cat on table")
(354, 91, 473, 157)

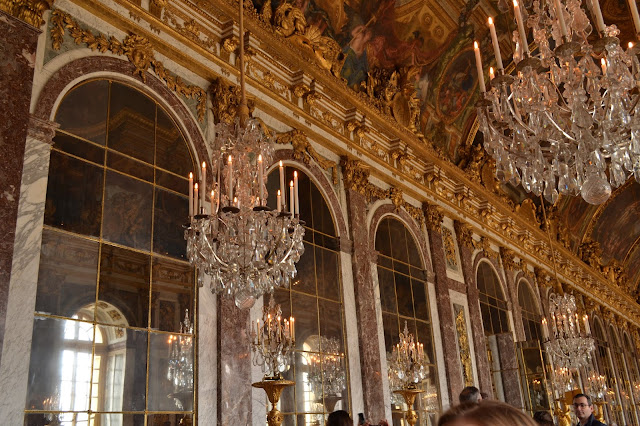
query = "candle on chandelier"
(194, 183, 199, 215)
(553, 0, 569, 39)
(279, 161, 285, 210)
(489, 67, 495, 81)
(473, 41, 486, 93)
(583, 314, 591, 334)
(277, 189, 282, 212)
(575, 313, 580, 333)
(487, 17, 504, 70)
(201, 162, 206, 209)
(629, 0, 640, 34)
(227, 155, 233, 204)
(513, 0, 530, 55)
(210, 189, 215, 215)
(188, 172, 193, 219)
(601, 57, 607, 74)
(216, 157, 222, 210)
(290, 317, 295, 341)
(591, 0, 606, 33)
(258, 154, 264, 204)
(289, 180, 295, 215)
(541, 317, 549, 339)
(294, 171, 299, 215)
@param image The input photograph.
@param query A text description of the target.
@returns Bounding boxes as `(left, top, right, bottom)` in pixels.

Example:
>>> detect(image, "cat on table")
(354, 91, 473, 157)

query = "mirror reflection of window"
(265, 166, 349, 425)
(25, 79, 196, 426)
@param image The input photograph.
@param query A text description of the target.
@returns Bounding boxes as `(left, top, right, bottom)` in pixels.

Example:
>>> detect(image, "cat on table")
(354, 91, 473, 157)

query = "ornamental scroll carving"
(50, 10, 207, 121)
(454, 304, 474, 387)
(275, 129, 338, 184)
(442, 226, 459, 271)
(454, 220, 474, 250)
(0, 0, 52, 28)
(500, 247, 518, 271)
(209, 77, 256, 125)
(422, 203, 443, 231)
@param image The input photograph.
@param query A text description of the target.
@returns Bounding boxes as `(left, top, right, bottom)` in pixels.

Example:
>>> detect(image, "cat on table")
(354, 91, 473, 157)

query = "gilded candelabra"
(588, 373, 607, 423)
(388, 321, 428, 426)
(250, 296, 296, 426)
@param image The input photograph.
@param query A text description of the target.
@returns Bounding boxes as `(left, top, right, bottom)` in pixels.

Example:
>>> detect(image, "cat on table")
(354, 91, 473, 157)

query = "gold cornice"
(0, 0, 53, 28)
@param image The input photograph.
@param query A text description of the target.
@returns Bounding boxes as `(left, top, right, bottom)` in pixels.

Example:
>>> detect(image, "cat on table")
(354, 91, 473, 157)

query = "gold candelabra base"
(593, 400, 606, 423)
(393, 387, 424, 426)
(252, 378, 295, 426)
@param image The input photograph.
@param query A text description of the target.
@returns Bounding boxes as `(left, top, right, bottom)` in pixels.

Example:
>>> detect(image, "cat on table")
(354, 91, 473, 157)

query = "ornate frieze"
(275, 129, 338, 184)
(0, 0, 53, 28)
(453, 220, 474, 250)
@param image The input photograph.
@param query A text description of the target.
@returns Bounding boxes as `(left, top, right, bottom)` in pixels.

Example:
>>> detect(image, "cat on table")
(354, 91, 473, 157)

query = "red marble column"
(423, 209, 464, 404)
(495, 332, 524, 408)
(453, 222, 493, 397)
(344, 187, 385, 421)
(0, 11, 41, 366)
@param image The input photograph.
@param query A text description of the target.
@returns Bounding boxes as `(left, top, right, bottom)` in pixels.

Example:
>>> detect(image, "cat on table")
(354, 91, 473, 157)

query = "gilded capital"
(422, 202, 443, 230)
(0, 0, 53, 28)
(500, 247, 518, 271)
(340, 156, 370, 194)
(454, 220, 474, 250)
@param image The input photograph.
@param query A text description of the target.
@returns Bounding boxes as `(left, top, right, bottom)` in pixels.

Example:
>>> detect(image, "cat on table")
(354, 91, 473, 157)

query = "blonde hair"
(438, 401, 538, 426)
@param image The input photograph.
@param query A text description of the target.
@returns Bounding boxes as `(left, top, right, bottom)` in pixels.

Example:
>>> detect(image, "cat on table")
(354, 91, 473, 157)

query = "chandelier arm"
(504, 93, 539, 135)
(542, 110, 578, 141)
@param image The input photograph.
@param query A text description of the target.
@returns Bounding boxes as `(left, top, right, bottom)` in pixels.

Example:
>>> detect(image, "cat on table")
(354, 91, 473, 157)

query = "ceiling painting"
(555, 196, 598, 251)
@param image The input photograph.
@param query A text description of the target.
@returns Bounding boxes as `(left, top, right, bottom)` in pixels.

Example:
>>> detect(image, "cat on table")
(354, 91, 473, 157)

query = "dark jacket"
(577, 414, 606, 426)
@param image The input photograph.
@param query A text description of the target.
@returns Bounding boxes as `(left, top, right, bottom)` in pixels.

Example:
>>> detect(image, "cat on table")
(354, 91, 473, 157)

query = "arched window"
(266, 166, 349, 425)
(375, 217, 439, 426)
(476, 261, 510, 401)
(593, 319, 620, 425)
(25, 80, 196, 426)
(517, 280, 541, 342)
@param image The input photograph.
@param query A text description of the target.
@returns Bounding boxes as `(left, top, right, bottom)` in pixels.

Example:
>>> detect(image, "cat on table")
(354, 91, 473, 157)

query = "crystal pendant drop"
(581, 175, 612, 204)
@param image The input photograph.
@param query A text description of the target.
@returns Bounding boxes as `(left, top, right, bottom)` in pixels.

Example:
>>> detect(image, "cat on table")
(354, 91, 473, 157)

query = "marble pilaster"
(457, 245, 493, 396)
(217, 296, 252, 425)
(503, 268, 526, 342)
(424, 225, 463, 403)
(344, 188, 385, 421)
(197, 285, 217, 424)
(0, 10, 40, 367)
(495, 332, 524, 409)
(0, 116, 57, 422)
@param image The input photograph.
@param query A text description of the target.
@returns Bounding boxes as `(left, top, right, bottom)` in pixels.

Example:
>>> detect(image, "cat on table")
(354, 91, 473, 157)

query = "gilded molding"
(578, 238, 602, 268)
(454, 307, 473, 387)
(442, 226, 459, 270)
(0, 0, 52, 28)
(476, 236, 497, 259)
(50, 9, 207, 121)
(500, 247, 518, 271)
(275, 129, 338, 184)
(454, 220, 474, 250)
(340, 157, 371, 195)
(209, 77, 255, 125)
(422, 202, 443, 231)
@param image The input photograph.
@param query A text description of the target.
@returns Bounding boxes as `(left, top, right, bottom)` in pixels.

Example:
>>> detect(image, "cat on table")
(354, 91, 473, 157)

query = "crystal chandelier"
(587, 373, 608, 401)
(249, 296, 296, 379)
(167, 310, 194, 395)
(541, 293, 595, 369)
(183, 0, 304, 308)
(388, 321, 429, 389)
(553, 366, 577, 392)
(474, 0, 640, 205)
(307, 336, 347, 398)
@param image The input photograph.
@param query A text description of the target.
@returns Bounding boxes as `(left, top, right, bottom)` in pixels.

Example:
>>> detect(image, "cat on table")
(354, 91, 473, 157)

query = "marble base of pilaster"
(496, 332, 524, 409)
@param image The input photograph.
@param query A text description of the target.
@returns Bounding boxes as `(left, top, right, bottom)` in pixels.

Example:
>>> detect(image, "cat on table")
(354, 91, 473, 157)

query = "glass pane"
(156, 169, 189, 195)
(294, 167, 313, 226)
(377, 266, 397, 314)
(35, 230, 99, 317)
(292, 293, 318, 351)
(278, 365, 296, 413)
(375, 219, 392, 257)
(273, 289, 292, 319)
(151, 257, 194, 332)
(155, 108, 193, 177)
(92, 325, 147, 411)
(99, 414, 145, 425)
(26, 317, 94, 411)
(148, 414, 192, 425)
(395, 273, 414, 318)
(45, 151, 104, 236)
(293, 243, 316, 295)
(102, 171, 153, 250)
(108, 83, 155, 164)
(389, 220, 408, 263)
(412, 279, 429, 321)
(382, 313, 399, 353)
(153, 188, 189, 259)
(407, 234, 422, 268)
(55, 80, 108, 145)
(416, 321, 435, 363)
(53, 132, 104, 165)
(98, 245, 150, 328)
(148, 331, 193, 411)
(107, 151, 154, 183)
(295, 352, 323, 414)
(310, 182, 335, 237)
(318, 299, 344, 353)
(316, 247, 339, 301)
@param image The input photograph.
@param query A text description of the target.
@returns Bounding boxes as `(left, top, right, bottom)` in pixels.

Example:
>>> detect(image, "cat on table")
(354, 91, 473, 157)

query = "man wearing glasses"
(572, 394, 606, 426)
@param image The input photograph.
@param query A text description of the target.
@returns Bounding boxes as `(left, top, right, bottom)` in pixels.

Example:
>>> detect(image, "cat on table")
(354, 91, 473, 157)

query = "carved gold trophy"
(389, 321, 428, 426)
(250, 297, 296, 426)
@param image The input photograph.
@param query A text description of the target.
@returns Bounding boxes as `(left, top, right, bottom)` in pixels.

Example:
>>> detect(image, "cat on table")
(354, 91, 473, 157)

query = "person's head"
(438, 401, 538, 426)
(572, 394, 594, 423)
(480, 392, 489, 401)
(532, 410, 554, 426)
(327, 410, 353, 426)
(459, 386, 482, 404)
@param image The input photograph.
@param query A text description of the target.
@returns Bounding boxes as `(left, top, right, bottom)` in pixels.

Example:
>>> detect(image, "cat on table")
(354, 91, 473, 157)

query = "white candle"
(227, 155, 233, 204)
(473, 41, 486, 93)
(554, 0, 569, 39)
(513, 0, 530, 55)
(583, 315, 591, 335)
(601, 57, 607, 74)
(575, 313, 580, 333)
(210, 189, 215, 215)
(279, 161, 285, 210)
(289, 181, 294, 214)
(542, 318, 549, 339)
(591, 0, 606, 33)
(489, 67, 495, 81)
(258, 154, 264, 204)
(216, 157, 222, 209)
(487, 17, 504, 70)
(193, 183, 199, 215)
(629, 0, 640, 35)
(290, 317, 295, 340)
(188, 172, 193, 219)
(294, 171, 299, 215)
(201, 162, 206, 208)
(277, 189, 281, 212)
